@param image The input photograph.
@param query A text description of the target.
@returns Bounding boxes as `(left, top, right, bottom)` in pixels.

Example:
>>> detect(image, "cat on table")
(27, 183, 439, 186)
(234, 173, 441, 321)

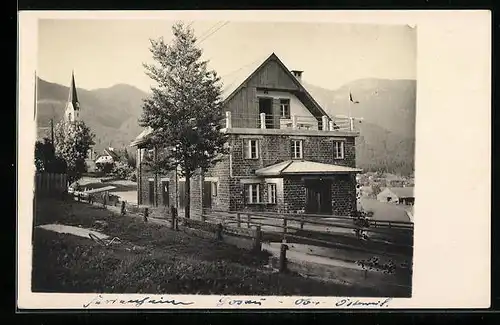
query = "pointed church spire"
(68, 70, 79, 111)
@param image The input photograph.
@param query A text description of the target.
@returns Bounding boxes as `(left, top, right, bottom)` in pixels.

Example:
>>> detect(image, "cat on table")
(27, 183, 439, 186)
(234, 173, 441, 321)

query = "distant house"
(95, 148, 120, 165)
(377, 187, 414, 205)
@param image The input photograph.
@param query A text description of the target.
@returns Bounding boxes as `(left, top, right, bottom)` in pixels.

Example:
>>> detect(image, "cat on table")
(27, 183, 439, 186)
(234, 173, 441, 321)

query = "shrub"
(112, 161, 134, 180)
(353, 209, 373, 240)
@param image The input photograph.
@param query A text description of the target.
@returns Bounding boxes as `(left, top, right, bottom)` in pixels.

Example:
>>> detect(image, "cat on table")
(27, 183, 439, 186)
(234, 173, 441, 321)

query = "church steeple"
(68, 70, 79, 110)
(65, 70, 80, 122)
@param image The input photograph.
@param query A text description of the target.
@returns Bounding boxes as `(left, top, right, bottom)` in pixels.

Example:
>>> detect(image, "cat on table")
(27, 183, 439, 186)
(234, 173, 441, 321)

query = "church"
(63, 71, 97, 166)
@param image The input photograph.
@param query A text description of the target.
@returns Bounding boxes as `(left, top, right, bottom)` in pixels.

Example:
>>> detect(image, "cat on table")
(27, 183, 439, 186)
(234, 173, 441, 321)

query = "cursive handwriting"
(216, 296, 266, 307)
(83, 294, 194, 308)
(335, 297, 392, 308)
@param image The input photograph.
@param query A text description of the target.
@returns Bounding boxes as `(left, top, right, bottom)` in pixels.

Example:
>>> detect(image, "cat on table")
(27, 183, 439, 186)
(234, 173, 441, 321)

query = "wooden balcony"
(223, 111, 361, 135)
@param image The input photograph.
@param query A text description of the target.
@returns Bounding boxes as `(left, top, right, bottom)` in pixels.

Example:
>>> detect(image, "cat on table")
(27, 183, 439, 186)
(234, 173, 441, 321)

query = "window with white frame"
(243, 139, 259, 159)
(280, 99, 290, 119)
(291, 140, 303, 159)
(267, 183, 277, 204)
(245, 183, 260, 203)
(333, 141, 345, 159)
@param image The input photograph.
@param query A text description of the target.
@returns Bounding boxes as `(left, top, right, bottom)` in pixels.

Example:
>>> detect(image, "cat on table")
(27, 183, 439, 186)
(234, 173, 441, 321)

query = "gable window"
(243, 139, 259, 159)
(291, 140, 303, 159)
(245, 183, 260, 203)
(333, 141, 345, 159)
(280, 99, 290, 119)
(267, 183, 277, 204)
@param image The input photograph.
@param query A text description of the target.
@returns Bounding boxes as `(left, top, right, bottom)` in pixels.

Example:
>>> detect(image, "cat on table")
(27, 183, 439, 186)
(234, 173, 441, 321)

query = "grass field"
(32, 198, 385, 296)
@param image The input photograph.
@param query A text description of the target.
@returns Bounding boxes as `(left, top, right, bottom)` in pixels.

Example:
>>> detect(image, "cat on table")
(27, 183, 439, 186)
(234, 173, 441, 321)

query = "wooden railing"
(225, 111, 358, 132)
(200, 209, 414, 255)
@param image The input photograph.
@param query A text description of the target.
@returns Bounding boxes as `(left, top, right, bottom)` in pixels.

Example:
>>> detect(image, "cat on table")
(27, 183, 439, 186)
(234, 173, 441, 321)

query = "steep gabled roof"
(131, 53, 332, 147)
(221, 53, 330, 118)
(103, 148, 120, 160)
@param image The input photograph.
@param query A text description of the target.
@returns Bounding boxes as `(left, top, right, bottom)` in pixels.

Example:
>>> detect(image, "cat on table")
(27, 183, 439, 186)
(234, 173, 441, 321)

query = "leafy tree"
(140, 22, 228, 219)
(117, 147, 137, 168)
(54, 120, 95, 184)
(34, 137, 67, 173)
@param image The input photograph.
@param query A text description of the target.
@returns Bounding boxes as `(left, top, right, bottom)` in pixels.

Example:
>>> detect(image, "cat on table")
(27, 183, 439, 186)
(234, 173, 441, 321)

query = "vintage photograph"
(31, 19, 416, 298)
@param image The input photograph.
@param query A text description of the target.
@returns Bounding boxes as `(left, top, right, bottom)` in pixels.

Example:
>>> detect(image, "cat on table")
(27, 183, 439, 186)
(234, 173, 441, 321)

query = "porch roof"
(255, 160, 363, 176)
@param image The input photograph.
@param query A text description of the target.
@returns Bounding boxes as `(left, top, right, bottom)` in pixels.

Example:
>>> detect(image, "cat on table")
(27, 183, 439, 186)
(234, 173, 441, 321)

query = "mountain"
(304, 79, 416, 175)
(36, 77, 416, 175)
(36, 78, 148, 154)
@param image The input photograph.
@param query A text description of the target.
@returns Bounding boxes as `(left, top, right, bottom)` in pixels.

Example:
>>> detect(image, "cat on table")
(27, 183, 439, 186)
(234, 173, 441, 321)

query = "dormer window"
(280, 99, 290, 119)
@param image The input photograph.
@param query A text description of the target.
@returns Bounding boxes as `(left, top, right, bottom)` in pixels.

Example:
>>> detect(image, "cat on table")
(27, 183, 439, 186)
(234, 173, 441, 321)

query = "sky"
(37, 19, 416, 93)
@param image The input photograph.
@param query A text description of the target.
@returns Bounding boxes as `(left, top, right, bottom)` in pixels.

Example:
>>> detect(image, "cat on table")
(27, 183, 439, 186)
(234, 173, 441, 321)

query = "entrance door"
(148, 180, 155, 206)
(305, 179, 332, 214)
(202, 181, 212, 209)
(259, 97, 274, 129)
(162, 181, 169, 207)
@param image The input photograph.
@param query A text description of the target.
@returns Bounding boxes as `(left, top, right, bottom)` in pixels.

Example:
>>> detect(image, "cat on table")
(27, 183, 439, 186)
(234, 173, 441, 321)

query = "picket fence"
(35, 173, 68, 197)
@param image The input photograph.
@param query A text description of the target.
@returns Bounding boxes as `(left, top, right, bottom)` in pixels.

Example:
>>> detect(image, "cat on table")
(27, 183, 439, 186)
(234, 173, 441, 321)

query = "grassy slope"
(32, 198, 384, 296)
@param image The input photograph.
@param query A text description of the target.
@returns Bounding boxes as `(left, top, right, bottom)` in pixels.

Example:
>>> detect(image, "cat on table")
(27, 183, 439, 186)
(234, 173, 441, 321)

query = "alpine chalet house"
(131, 53, 362, 217)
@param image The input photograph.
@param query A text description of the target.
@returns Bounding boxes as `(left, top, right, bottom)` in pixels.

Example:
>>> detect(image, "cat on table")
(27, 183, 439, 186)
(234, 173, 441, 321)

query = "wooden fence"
(35, 173, 67, 197)
(201, 209, 414, 254)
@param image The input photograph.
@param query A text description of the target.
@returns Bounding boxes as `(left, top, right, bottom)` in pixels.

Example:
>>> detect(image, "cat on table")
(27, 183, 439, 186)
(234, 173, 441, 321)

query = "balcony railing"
(225, 112, 358, 132)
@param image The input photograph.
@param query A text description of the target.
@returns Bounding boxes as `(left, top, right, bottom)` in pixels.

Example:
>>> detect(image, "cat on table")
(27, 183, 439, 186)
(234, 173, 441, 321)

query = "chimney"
(291, 70, 303, 83)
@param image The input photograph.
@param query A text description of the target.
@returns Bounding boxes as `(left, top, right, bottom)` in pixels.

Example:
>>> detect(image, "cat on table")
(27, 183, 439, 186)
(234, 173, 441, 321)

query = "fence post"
(300, 216, 304, 230)
(236, 213, 241, 228)
(282, 217, 288, 243)
(279, 243, 288, 273)
(247, 214, 251, 228)
(121, 201, 126, 216)
(170, 205, 176, 230)
(216, 223, 223, 240)
(253, 225, 262, 252)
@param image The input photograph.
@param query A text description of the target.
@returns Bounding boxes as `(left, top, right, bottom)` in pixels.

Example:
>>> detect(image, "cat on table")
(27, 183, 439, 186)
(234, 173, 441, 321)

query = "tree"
(34, 137, 67, 173)
(372, 184, 382, 197)
(140, 22, 228, 219)
(54, 120, 95, 184)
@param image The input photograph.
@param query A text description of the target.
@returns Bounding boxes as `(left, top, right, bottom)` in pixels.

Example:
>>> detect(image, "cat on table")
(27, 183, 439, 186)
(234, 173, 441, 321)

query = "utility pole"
(50, 118, 54, 144)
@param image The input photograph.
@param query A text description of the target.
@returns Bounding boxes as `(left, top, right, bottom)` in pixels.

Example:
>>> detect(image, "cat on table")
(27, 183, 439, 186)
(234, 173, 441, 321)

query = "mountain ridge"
(36, 77, 416, 175)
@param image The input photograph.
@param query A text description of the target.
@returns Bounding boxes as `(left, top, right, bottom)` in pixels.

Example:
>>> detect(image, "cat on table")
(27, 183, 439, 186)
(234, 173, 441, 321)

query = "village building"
(95, 148, 120, 165)
(131, 53, 363, 217)
(376, 186, 415, 205)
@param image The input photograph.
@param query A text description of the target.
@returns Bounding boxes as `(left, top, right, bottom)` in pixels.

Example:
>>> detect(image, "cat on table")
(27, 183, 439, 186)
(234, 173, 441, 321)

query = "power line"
(196, 21, 224, 43)
(197, 21, 229, 45)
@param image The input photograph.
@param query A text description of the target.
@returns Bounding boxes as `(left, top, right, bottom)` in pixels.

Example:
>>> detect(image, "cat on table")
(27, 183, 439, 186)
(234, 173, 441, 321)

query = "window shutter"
(243, 184, 248, 203)
(243, 139, 249, 159)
